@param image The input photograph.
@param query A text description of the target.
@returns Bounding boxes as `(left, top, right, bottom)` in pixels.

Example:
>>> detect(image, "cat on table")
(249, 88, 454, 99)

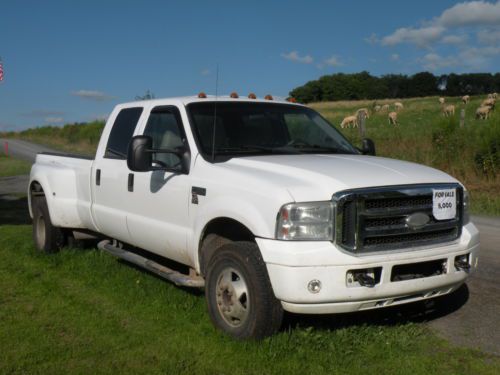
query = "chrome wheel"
(215, 267, 249, 327)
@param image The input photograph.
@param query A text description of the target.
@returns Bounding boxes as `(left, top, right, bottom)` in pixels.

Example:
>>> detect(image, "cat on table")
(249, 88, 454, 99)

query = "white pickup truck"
(29, 94, 479, 339)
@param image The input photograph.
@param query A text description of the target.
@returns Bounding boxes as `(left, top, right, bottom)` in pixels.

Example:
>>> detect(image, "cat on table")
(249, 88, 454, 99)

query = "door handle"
(96, 169, 101, 186)
(128, 173, 134, 192)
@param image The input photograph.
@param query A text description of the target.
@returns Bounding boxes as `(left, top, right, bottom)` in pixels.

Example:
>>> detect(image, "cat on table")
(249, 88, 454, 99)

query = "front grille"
(334, 184, 463, 254)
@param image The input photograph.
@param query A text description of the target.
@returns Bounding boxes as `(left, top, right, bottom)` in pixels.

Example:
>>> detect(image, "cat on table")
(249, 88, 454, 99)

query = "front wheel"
(205, 242, 283, 339)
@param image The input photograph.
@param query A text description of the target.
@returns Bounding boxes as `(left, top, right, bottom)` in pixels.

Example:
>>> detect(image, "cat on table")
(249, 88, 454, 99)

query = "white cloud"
(201, 68, 210, 76)
(364, 33, 379, 45)
(45, 117, 64, 123)
(323, 56, 343, 67)
(391, 53, 400, 61)
(437, 1, 500, 27)
(381, 26, 445, 47)
(21, 109, 65, 118)
(281, 51, 313, 64)
(421, 53, 459, 71)
(441, 34, 468, 44)
(71, 90, 113, 101)
(477, 28, 500, 44)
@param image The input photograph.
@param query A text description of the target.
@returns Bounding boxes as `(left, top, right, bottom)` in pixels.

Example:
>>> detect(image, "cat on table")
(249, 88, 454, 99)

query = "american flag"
(0, 58, 3, 82)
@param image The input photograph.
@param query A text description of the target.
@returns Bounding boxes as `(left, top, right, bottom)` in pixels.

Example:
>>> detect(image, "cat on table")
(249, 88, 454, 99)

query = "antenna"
(211, 64, 219, 162)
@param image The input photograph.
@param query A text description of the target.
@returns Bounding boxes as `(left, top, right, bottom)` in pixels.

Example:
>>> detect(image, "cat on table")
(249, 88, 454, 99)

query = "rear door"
(91, 107, 144, 242)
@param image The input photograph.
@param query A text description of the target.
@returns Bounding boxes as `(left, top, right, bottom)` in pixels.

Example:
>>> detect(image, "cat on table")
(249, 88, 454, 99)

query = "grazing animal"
(388, 111, 398, 125)
(482, 98, 495, 110)
(439, 97, 445, 105)
(340, 115, 358, 129)
(443, 104, 455, 117)
(493, 93, 498, 99)
(356, 108, 370, 119)
(487, 93, 494, 100)
(476, 106, 491, 120)
(394, 102, 404, 111)
(374, 105, 381, 112)
(381, 104, 390, 112)
(462, 95, 470, 104)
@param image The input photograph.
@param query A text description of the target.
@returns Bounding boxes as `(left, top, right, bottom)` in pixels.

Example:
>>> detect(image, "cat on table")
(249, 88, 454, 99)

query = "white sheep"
(482, 98, 495, 110)
(443, 104, 455, 117)
(462, 95, 470, 104)
(439, 97, 445, 105)
(374, 105, 381, 112)
(388, 111, 398, 125)
(340, 115, 358, 129)
(356, 108, 370, 119)
(381, 104, 390, 112)
(394, 102, 404, 111)
(476, 106, 491, 120)
(493, 93, 498, 99)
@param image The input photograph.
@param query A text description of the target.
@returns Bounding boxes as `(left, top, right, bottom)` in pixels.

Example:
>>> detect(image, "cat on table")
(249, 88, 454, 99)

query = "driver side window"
(143, 107, 185, 169)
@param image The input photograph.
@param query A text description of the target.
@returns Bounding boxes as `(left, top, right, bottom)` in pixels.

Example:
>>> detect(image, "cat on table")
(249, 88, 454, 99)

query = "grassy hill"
(2, 95, 499, 214)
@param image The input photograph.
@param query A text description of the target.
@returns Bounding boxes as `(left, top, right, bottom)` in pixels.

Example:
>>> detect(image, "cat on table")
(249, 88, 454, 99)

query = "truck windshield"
(187, 102, 358, 160)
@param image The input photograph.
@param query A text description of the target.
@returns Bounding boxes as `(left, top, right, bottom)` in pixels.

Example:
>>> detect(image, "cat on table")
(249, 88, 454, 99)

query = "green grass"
(310, 95, 500, 215)
(0, 155, 32, 177)
(0, 217, 499, 374)
(1, 95, 499, 215)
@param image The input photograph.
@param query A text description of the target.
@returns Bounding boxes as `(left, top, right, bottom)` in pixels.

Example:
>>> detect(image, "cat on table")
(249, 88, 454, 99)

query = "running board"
(97, 240, 205, 288)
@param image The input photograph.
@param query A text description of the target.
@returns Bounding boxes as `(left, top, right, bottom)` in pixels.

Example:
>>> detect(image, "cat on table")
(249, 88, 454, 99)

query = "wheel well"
(198, 217, 255, 276)
(30, 181, 45, 197)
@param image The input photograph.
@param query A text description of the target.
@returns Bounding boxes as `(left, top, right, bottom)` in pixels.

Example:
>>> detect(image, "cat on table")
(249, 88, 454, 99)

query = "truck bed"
(29, 152, 97, 231)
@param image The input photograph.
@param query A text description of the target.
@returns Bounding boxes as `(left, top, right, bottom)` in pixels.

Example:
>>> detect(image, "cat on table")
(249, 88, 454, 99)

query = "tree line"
(289, 71, 500, 103)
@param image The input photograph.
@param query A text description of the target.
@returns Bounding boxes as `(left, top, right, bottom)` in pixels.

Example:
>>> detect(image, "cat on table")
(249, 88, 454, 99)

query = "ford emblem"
(405, 212, 430, 230)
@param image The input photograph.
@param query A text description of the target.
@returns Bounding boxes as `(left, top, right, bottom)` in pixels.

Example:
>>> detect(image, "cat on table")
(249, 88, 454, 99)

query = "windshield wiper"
(287, 143, 346, 154)
(106, 147, 127, 158)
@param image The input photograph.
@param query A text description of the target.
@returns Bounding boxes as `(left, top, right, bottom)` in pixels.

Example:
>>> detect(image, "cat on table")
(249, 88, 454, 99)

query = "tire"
(205, 241, 283, 339)
(32, 197, 64, 253)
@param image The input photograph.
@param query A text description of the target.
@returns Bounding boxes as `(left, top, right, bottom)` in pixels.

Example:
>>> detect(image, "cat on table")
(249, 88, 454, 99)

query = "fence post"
(358, 111, 366, 138)
(460, 108, 465, 128)
(3, 141, 7, 156)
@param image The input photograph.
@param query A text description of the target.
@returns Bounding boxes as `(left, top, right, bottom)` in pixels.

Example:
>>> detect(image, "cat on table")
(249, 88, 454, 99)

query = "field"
(310, 95, 500, 215)
(1, 222, 499, 374)
(0, 101, 499, 373)
(1, 95, 499, 215)
(0, 154, 32, 177)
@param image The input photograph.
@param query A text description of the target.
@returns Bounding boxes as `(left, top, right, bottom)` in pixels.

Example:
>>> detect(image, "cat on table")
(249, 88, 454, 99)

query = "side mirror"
(127, 135, 191, 174)
(128, 135, 153, 171)
(362, 138, 376, 156)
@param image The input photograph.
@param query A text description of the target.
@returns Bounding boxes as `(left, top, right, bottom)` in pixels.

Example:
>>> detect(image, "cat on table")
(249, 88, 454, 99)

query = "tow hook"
(355, 273, 376, 287)
(454, 259, 471, 271)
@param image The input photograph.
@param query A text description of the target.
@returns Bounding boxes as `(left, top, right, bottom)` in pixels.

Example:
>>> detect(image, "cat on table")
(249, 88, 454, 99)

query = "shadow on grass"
(284, 283, 469, 330)
(0, 195, 31, 225)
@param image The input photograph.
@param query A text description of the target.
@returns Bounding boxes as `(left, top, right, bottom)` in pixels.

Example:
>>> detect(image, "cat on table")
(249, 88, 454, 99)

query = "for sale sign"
(432, 188, 457, 220)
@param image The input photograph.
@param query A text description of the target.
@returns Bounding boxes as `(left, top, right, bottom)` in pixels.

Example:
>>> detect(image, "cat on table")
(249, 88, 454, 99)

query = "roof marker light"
(248, 93, 257, 99)
(198, 92, 207, 98)
(264, 94, 273, 100)
(230, 92, 239, 98)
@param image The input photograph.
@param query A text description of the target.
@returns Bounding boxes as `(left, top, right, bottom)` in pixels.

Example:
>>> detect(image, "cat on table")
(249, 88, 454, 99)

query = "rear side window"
(105, 107, 143, 159)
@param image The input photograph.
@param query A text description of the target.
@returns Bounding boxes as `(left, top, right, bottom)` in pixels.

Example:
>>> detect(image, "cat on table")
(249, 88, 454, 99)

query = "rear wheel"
(205, 241, 283, 339)
(32, 197, 64, 253)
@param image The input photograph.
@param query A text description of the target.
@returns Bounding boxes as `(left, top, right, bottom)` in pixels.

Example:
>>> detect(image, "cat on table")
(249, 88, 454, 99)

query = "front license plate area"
(432, 188, 456, 220)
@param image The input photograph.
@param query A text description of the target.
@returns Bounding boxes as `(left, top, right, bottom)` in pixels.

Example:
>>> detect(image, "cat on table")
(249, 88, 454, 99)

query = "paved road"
(1, 138, 499, 355)
(0, 138, 56, 162)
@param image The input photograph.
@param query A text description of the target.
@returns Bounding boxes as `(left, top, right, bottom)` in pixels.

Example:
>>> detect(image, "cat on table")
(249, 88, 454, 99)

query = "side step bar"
(97, 240, 205, 288)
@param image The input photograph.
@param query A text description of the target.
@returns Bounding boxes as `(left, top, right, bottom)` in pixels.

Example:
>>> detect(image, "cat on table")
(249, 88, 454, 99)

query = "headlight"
(463, 190, 470, 224)
(275, 202, 334, 241)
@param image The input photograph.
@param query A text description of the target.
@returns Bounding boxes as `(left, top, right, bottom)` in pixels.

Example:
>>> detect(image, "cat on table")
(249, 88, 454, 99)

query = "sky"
(1, 0, 499, 131)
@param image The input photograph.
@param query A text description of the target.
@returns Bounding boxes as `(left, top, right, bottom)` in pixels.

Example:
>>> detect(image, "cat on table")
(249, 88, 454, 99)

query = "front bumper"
(256, 222, 479, 314)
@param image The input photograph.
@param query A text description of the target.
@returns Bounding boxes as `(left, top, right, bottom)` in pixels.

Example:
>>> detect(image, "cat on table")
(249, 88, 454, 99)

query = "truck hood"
(222, 154, 459, 202)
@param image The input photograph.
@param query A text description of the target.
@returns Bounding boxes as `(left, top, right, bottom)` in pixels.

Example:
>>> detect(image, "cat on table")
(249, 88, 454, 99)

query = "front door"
(125, 105, 192, 265)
